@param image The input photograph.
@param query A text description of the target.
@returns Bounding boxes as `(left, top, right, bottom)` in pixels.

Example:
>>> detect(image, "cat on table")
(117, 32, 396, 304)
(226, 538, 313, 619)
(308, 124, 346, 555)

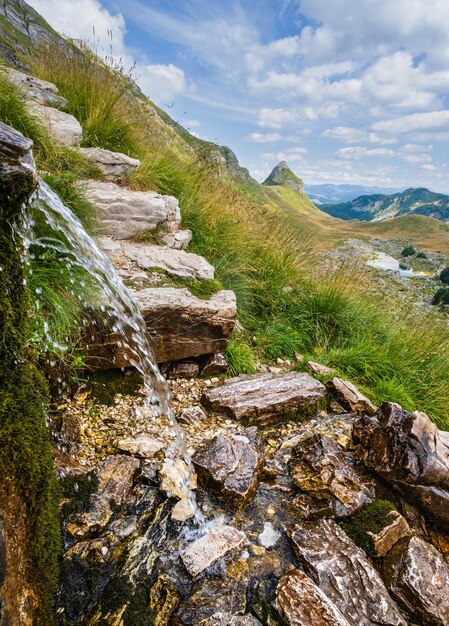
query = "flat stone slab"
(100, 237, 214, 281)
(84, 180, 181, 239)
(201, 371, 326, 426)
(6, 68, 68, 107)
(29, 103, 83, 146)
(78, 147, 140, 181)
(290, 519, 406, 626)
(181, 525, 248, 578)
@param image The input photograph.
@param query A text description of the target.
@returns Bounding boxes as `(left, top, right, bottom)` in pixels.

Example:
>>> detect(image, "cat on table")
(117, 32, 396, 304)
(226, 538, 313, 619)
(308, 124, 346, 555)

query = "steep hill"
(319, 187, 449, 222)
(263, 160, 304, 192)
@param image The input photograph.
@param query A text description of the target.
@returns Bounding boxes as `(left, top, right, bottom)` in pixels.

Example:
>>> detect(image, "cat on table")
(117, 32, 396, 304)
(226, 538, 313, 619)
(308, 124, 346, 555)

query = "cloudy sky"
(28, 0, 449, 192)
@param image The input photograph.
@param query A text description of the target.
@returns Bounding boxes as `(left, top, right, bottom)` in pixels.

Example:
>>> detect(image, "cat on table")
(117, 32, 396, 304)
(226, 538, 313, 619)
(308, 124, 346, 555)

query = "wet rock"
(161, 228, 192, 250)
(326, 378, 376, 415)
(29, 103, 83, 146)
(67, 455, 139, 538)
(0, 120, 33, 160)
(169, 361, 200, 379)
(0, 521, 5, 587)
(117, 435, 164, 458)
(201, 371, 326, 426)
(205, 613, 262, 625)
(258, 522, 281, 548)
(149, 574, 180, 625)
(307, 361, 334, 376)
(368, 511, 410, 557)
(289, 432, 374, 518)
(200, 352, 229, 376)
(290, 519, 406, 626)
(179, 405, 208, 426)
(192, 428, 264, 509)
(5, 68, 68, 107)
(181, 526, 249, 578)
(275, 568, 351, 626)
(84, 180, 181, 239)
(171, 498, 196, 522)
(103, 238, 215, 281)
(0, 122, 38, 209)
(158, 458, 197, 500)
(78, 146, 140, 180)
(382, 536, 449, 625)
(353, 402, 449, 524)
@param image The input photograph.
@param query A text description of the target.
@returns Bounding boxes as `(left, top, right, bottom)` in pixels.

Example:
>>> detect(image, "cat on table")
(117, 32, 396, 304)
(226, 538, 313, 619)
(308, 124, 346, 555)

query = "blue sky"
(29, 0, 449, 191)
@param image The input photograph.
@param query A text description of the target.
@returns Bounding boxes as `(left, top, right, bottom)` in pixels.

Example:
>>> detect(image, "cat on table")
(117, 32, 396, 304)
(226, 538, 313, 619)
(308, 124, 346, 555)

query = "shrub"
(432, 287, 449, 306)
(416, 251, 427, 259)
(401, 245, 416, 257)
(439, 267, 449, 284)
(226, 339, 258, 377)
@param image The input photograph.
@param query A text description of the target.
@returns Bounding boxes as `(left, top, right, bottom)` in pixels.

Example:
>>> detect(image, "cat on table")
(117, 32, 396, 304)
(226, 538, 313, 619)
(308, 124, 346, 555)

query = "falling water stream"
(22, 180, 201, 525)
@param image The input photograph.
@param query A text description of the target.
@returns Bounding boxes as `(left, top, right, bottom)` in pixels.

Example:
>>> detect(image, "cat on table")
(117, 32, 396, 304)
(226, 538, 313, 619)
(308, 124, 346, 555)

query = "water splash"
(22, 180, 200, 521)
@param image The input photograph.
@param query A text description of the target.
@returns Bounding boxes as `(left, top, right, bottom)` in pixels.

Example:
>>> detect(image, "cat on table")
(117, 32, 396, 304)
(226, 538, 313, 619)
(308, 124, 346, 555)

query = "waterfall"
(23, 180, 199, 518)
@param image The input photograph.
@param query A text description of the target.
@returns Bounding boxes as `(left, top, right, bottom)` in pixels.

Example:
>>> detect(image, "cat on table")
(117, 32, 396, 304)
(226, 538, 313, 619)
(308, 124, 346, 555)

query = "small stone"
(181, 525, 249, 578)
(326, 378, 376, 415)
(78, 147, 140, 181)
(307, 361, 334, 376)
(159, 458, 197, 500)
(179, 405, 208, 426)
(201, 353, 229, 376)
(29, 103, 83, 146)
(170, 361, 200, 379)
(117, 435, 164, 458)
(204, 613, 262, 625)
(171, 498, 196, 522)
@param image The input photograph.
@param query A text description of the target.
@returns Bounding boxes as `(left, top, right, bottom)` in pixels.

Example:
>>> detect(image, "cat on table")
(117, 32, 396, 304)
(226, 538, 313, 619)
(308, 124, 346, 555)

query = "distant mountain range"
(305, 183, 400, 205)
(318, 187, 449, 222)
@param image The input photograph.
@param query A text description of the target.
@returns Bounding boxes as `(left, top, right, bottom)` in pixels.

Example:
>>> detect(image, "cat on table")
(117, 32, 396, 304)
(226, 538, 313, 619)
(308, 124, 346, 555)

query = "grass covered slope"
(1, 33, 449, 427)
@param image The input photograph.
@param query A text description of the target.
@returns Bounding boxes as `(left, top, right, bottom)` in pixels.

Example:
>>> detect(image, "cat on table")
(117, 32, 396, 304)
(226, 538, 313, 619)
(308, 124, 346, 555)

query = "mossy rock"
(432, 287, 449, 306)
(341, 499, 396, 557)
(401, 245, 416, 257)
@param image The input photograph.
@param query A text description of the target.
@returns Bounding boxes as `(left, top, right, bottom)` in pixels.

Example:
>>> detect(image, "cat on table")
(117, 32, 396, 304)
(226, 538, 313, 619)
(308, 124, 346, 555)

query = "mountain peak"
(263, 161, 304, 193)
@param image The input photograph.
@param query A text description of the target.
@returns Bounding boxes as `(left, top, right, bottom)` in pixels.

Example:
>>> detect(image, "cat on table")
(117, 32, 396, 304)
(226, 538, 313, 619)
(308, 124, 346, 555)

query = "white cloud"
(136, 64, 188, 103)
(245, 132, 282, 143)
(184, 119, 200, 128)
(257, 108, 298, 129)
(336, 147, 395, 160)
(261, 146, 307, 163)
(322, 127, 396, 144)
(373, 110, 449, 133)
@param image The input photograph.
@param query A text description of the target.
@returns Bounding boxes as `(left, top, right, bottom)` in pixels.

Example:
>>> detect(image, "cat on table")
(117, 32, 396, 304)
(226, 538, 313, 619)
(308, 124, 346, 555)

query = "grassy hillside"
(1, 6, 449, 428)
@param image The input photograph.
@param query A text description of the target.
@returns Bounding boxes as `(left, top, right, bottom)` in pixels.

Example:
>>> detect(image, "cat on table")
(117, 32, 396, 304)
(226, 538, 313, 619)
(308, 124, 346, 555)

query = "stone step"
(99, 237, 214, 282)
(83, 179, 180, 239)
(6, 68, 69, 107)
(78, 147, 140, 181)
(85, 286, 236, 367)
(29, 103, 83, 146)
(201, 371, 326, 426)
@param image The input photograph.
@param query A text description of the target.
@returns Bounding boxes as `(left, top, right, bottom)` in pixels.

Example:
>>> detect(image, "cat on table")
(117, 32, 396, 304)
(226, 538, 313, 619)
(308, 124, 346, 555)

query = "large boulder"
(290, 519, 406, 626)
(382, 536, 449, 625)
(29, 103, 83, 146)
(83, 180, 181, 239)
(275, 569, 351, 626)
(353, 402, 449, 524)
(192, 427, 264, 509)
(78, 147, 140, 181)
(99, 237, 215, 282)
(201, 371, 326, 426)
(289, 432, 374, 518)
(5, 67, 68, 107)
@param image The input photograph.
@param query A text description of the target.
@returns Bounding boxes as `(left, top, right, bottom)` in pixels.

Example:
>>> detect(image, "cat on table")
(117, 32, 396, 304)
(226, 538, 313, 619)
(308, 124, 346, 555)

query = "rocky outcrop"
(181, 526, 249, 578)
(201, 371, 326, 426)
(29, 103, 83, 146)
(275, 569, 351, 626)
(99, 237, 215, 281)
(5, 67, 68, 107)
(353, 402, 449, 524)
(84, 180, 181, 239)
(192, 427, 264, 509)
(290, 519, 406, 626)
(78, 147, 140, 181)
(289, 432, 374, 518)
(382, 536, 449, 625)
(326, 378, 376, 415)
(263, 161, 304, 193)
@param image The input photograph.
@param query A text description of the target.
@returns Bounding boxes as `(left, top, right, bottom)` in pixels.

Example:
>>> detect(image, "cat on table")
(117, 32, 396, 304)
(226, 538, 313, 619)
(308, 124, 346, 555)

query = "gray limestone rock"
(5, 68, 68, 107)
(290, 519, 406, 626)
(29, 103, 83, 146)
(201, 371, 326, 426)
(78, 147, 140, 180)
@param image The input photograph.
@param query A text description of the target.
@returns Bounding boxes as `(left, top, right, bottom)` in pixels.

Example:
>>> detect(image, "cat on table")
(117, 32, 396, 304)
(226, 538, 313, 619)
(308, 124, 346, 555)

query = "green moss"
(0, 187, 60, 623)
(181, 278, 223, 300)
(341, 499, 396, 557)
(131, 223, 169, 245)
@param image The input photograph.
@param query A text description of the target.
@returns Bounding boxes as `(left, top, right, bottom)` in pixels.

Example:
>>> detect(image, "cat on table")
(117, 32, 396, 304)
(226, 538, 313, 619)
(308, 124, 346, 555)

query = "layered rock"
(192, 427, 264, 509)
(29, 103, 83, 146)
(353, 402, 449, 524)
(5, 67, 68, 107)
(382, 536, 449, 625)
(289, 432, 374, 518)
(181, 526, 249, 578)
(290, 519, 406, 626)
(78, 146, 140, 181)
(201, 371, 326, 426)
(326, 378, 376, 415)
(83, 180, 181, 239)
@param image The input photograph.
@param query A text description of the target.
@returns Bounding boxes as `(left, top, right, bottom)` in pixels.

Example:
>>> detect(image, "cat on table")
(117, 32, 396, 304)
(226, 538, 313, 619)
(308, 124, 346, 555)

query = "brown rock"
(275, 569, 350, 626)
(290, 519, 406, 626)
(192, 428, 264, 509)
(308, 361, 334, 376)
(353, 402, 449, 524)
(382, 536, 449, 625)
(181, 526, 249, 578)
(204, 614, 261, 626)
(201, 353, 229, 376)
(368, 511, 410, 557)
(201, 371, 326, 426)
(326, 378, 376, 415)
(117, 435, 164, 458)
(290, 433, 374, 518)
(169, 361, 200, 379)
